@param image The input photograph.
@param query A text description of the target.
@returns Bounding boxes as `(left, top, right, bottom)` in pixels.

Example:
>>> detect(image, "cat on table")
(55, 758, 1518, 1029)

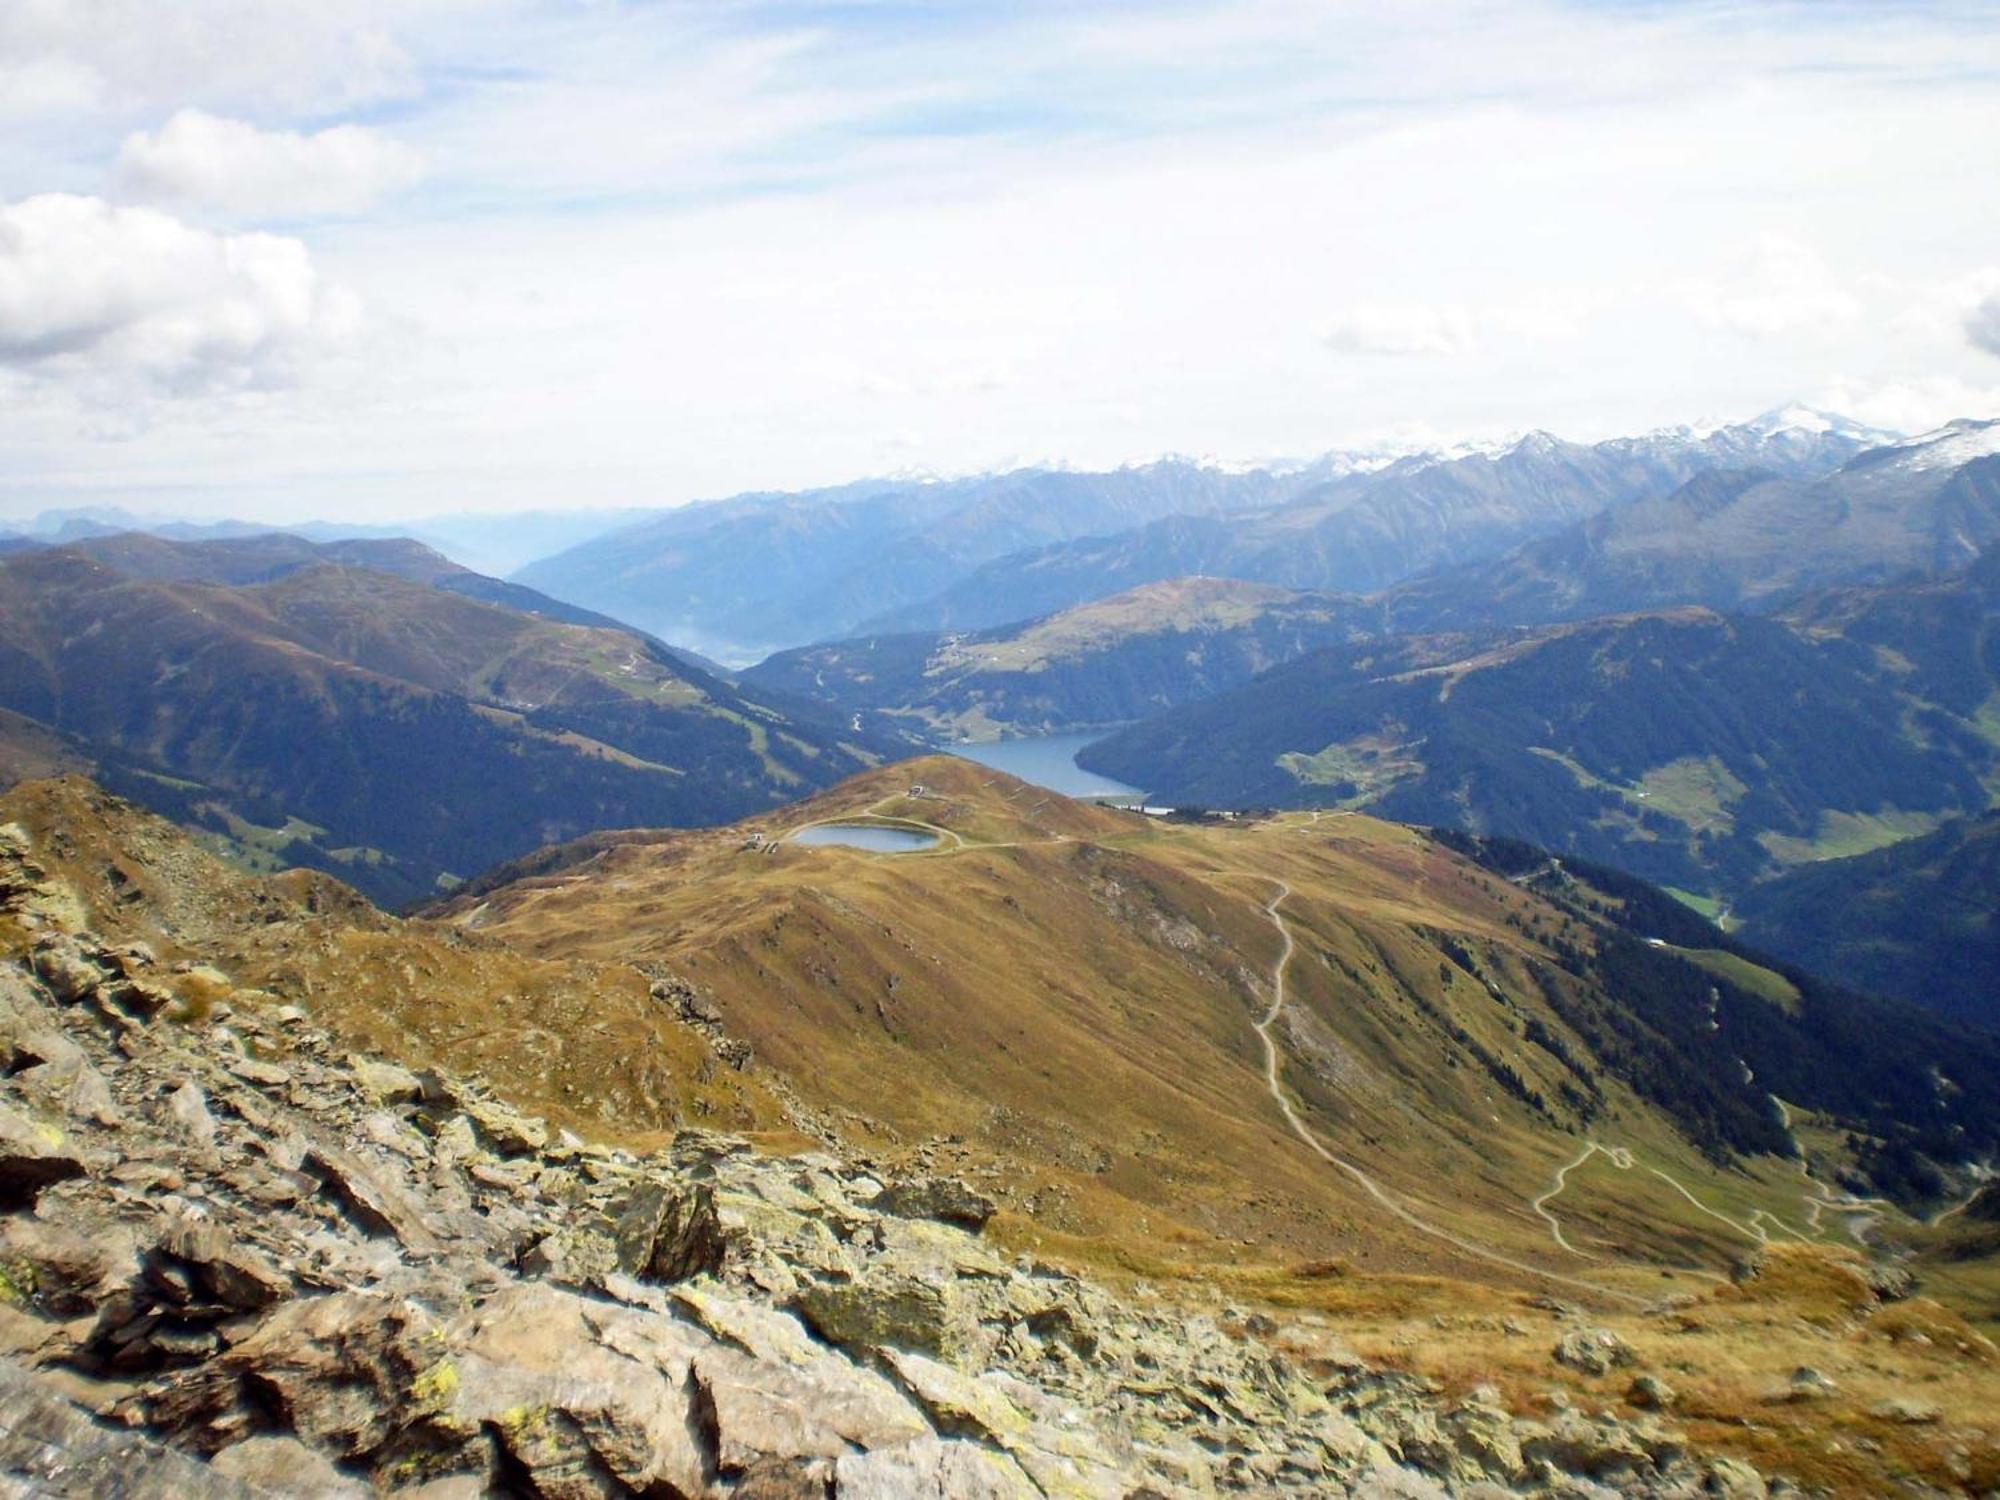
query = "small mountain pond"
(789, 823, 940, 852)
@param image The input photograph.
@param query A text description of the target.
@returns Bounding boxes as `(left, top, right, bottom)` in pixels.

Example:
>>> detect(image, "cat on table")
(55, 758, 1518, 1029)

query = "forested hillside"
(0, 540, 887, 903)
(1732, 812, 2000, 1029)
(744, 578, 1370, 737)
(1084, 566, 2000, 904)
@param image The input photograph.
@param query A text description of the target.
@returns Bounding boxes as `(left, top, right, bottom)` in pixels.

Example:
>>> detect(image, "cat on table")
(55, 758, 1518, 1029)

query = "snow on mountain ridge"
(1883, 417, 2000, 471)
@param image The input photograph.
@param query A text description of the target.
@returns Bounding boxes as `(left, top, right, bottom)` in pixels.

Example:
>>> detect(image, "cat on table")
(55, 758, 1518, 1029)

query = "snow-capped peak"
(1510, 429, 1566, 455)
(1395, 430, 1540, 464)
(1659, 405, 1895, 445)
(1878, 417, 2000, 471)
(1748, 404, 1839, 436)
(1742, 404, 1892, 440)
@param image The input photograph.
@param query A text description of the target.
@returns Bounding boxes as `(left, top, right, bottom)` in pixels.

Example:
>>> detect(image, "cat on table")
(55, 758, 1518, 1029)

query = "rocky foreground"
(1, 817, 1790, 1497)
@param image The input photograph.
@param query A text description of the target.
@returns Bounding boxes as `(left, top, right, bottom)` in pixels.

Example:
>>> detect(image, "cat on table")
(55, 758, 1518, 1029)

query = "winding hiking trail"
(1255, 858, 1833, 1291)
(1531, 1142, 1808, 1285)
(1930, 1183, 1988, 1227)
(1531, 1142, 1634, 1256)
(1528, 1096, 1902, 1268)
(1250, 879, 1647, 1307)
(796, 800, 1859, 1298)
(1774, 1096, 1894, 1243)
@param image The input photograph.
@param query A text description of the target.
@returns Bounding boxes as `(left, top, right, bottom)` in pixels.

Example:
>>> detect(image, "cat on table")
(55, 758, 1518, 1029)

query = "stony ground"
(0, 816, 1851, 1496)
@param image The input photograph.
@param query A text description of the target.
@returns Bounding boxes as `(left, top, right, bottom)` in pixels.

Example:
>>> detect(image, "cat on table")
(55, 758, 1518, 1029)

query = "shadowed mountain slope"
(0, 542, 887, 904)
(62, 529, 697, 648)
(1732, 811, 2000, 1030)
(1083, 553, 2000, 912)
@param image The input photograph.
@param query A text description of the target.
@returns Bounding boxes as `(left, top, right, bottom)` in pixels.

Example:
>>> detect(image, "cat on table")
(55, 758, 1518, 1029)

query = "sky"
(2, 0, 1999, 523)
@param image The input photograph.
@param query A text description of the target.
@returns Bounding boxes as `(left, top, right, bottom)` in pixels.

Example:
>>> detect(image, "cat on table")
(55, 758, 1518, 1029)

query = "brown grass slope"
(436, 754, 1893, 1301)
(13, 771, 2000, 1495)
(0, 776, 791, 1147)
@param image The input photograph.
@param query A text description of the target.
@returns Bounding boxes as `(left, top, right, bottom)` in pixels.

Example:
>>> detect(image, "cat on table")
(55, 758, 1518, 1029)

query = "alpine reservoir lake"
(789, 823, 941, 852)
(949, 733, 1146, 803)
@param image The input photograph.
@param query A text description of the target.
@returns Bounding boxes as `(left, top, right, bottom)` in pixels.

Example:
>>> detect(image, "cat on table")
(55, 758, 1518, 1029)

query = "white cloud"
(1876, 266, 2000, 346)
(115, 110, 422, 220)
(1809, 375, 2000, 435)
(0, 193, 364, 400)
(4, 3, 2000, 518)
(1321, 295, 1589, 358)
(1323, 302, 1477, 357)
(0, 57, 102, 120)
(1681, 235, 1861, 340)
(1969, 295, 2000, 360)
(0, 0, 448, 118)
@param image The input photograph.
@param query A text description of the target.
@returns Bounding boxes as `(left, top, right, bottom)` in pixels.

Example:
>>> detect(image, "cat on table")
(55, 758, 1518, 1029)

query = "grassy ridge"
(440, 757, 2000, 1293)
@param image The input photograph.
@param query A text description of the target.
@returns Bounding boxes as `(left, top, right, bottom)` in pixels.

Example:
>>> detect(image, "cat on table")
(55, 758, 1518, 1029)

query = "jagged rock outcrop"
(1552, 1326, 1637, 1376)
(0, 821, 1784, 1496)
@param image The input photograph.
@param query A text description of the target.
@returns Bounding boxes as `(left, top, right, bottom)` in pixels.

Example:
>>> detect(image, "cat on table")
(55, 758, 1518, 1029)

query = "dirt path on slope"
(1531, 1142, 1633, 1257)
(1772, 1096, 1895, 1244)
(1249, 880, 1646, 1307)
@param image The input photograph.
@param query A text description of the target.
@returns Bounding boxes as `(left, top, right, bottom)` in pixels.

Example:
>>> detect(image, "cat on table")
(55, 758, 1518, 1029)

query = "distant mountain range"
(750, 420, 2000, 735)
(6, 408, 1905, 668)
(510, 409, 1887, 661)
(851, 412, 1888, 636)
(0, 534, 889, 905)
(0, 504, 653, 580)
(512, 461, 1332, 663)
(1378, 418, 2000, 633)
